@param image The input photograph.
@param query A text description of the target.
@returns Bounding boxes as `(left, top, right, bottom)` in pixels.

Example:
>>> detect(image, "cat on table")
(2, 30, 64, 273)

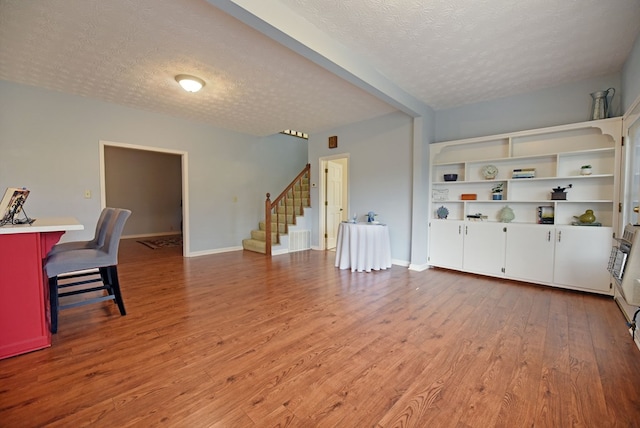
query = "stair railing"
(264, 163, 310, 256)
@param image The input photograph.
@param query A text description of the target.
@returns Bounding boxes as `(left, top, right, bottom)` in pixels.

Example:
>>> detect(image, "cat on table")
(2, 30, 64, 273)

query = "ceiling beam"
(206, 0, 432, 118)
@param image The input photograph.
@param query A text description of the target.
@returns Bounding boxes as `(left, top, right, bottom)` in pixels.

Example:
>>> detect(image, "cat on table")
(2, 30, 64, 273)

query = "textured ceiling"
(279, 0, 640, 109)
(1, 0, 639, 137)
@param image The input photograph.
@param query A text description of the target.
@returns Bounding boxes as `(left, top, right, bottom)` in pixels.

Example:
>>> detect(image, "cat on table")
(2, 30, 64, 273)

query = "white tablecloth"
(334, 222, 392, 272)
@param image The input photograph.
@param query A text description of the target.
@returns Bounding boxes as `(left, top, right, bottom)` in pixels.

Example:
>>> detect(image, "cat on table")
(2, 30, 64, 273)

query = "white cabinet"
(504, 224, 555, 284)
(428, 118, 622, 295)
(428, 220, 463, 269)
(553, 226, 613, 293)
(429, 221, 506, 277)
(503, 224, 612, 292)
(463, 222, 506, 277)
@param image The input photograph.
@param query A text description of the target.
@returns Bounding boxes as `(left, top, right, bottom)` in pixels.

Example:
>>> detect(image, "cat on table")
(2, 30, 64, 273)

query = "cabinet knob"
(634, 206, 639, 213)
(548, 231, 551, 241)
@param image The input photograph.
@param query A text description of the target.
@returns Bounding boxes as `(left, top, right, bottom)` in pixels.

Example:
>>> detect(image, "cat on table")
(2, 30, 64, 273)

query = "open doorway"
(319, 155, 349, 250)
(99, 141, 190, 257)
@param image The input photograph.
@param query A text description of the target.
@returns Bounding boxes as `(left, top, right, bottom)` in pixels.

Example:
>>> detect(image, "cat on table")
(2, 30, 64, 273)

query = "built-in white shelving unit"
(428, 118, 622, 295)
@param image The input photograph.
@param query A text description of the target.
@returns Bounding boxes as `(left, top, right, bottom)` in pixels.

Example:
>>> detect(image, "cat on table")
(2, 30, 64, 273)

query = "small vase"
(492, 193, 503, 200)
(581, 167, 592, 176)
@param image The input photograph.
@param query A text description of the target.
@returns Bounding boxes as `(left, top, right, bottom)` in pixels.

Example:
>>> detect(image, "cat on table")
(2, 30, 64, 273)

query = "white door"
(463, 222, 507, 277)
(553, 226, 613, 293)
(429, 220, 464, 269)
(326, 161, 343, 249)
(504, 224, 555, 284)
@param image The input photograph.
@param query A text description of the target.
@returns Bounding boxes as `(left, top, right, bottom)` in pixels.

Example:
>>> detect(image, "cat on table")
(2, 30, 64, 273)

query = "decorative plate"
(436, 206, 449, 219)
(482, 164, 498, 179)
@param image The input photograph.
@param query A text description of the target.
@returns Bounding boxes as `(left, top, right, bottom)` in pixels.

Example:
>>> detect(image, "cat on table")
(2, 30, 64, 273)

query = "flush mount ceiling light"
(175, 74, 205, 92)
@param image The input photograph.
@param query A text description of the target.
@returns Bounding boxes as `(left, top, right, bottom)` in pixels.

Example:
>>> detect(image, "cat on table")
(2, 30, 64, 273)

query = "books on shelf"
(537, 205, 554, 224)
(512, 168, 536, 179)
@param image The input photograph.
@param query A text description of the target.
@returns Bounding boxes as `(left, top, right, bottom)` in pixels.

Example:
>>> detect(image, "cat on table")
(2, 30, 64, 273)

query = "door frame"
(318, 153, 350, 250)
(99, 140, 190, 257)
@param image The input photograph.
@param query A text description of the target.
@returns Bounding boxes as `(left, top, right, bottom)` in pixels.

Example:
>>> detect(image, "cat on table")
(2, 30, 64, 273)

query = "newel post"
(265, 193, 272, 256)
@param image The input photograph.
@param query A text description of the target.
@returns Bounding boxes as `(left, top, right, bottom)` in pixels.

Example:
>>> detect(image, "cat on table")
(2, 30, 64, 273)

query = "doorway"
(99, 141, 190, 257)
(320, 155, 349, 250)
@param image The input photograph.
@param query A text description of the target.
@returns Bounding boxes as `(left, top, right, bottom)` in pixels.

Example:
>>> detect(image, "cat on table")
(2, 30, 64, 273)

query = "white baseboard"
(409, 262, 431, 272)
(124, 231, 181, 239)
(272, 246, 289, 256)
(392, 259, 410, 268)
(186, 246, 243, 257)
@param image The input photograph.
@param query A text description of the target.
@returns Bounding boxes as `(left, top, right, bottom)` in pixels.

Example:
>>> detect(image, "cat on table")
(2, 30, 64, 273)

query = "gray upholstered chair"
(47, 207, 116, 256)
(45, 208, 131, 333)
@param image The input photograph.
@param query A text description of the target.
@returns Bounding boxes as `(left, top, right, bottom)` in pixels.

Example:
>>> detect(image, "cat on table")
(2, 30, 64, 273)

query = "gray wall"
(309, 111, 414, 263)
(0, 81, 308, 254)
(435, 28, 640, 144)
(2, 31, 638, 261)
(105, 146, 182, 237)
(434, 73, 623, 142)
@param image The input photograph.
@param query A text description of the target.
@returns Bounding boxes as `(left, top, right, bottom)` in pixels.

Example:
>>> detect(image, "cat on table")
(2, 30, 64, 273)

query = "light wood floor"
(1, 239, 639, 427)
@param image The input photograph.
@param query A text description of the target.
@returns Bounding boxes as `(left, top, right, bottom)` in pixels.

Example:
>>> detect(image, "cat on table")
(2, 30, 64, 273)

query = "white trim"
(623, 94, 640, 121)
(187, 246, 243, 257)
(99, 140, 190, 257)
(408, 262, 431, 272)
(123, 231, 181, 239)
(392, 259, 410, 267)
(620, 94, 640, 230)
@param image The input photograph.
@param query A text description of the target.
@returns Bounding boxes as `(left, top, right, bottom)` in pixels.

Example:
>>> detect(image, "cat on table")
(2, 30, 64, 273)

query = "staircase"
(242, 164, 311, 255)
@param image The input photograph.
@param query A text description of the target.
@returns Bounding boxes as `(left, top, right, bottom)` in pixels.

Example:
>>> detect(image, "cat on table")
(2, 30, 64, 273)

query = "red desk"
(0, 218, 83, 359)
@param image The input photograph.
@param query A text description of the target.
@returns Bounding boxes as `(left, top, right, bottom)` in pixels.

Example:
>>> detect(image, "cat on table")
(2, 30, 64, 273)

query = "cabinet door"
(504, 224, 555, 284)
(463, 222, 506, 277)
(429, 220, 463, 269)
(0, 233, 49, 359)
(553, 226, 612, 293)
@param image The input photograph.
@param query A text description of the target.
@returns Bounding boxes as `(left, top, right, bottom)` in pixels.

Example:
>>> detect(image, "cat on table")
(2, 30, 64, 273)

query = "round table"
(334, 222, 392, 272)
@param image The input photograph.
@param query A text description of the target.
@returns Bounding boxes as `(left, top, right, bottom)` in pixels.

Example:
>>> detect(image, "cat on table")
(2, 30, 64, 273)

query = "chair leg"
(106, 266, 126, 316)
(48, 276, 59, 334)
(99, 267, 114, 296)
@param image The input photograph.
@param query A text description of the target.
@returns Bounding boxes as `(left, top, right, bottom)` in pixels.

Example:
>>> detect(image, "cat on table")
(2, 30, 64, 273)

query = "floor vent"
(289, 230, 310, 252)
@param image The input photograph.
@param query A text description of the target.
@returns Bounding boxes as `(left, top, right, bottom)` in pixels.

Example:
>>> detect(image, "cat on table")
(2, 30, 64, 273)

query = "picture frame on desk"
(0, 187, 30, 225)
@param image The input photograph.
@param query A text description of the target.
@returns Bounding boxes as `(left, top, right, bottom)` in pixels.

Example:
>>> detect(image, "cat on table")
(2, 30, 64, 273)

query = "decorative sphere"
(499, 206, 515, 223)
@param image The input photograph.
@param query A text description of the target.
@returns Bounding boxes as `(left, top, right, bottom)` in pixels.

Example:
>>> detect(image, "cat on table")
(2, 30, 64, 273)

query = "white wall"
(104, 146, 182, 236)
(0, 81, 308, 254)
(309, 111, 414, 263)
